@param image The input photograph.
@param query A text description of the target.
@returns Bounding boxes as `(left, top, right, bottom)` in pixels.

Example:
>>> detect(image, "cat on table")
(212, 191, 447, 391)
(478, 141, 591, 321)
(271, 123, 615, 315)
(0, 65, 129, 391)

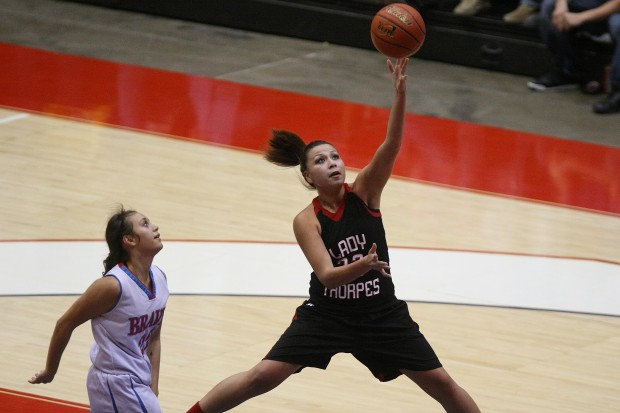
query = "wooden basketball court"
(1, 42, 619, 413)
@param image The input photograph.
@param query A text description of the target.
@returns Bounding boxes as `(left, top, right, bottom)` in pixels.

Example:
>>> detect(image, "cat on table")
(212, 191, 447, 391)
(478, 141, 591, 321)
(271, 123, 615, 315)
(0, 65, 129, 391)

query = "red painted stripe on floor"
(0, 388, 89, 412)
(1, 42, 619, 215)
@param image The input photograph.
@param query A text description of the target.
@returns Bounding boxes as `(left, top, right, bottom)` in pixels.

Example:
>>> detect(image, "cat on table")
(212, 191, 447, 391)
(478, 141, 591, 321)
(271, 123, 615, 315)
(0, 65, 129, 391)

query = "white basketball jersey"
(90, 263, 169, 385)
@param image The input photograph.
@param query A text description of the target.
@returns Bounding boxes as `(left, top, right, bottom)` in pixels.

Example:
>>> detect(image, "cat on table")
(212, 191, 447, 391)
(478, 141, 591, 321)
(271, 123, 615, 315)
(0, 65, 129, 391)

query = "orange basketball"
(370, 3, 426, 59)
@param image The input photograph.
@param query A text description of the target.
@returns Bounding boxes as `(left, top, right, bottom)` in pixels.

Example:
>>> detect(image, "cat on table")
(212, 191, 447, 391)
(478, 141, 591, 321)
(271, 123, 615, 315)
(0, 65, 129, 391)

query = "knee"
(539, 0, 556, 36)
(540, 0, 555, 18)
(427, 369, 460, 394)
(245, 363, 288, 395)
(609, 15, 620, 40)
(407, 368, 462, 398)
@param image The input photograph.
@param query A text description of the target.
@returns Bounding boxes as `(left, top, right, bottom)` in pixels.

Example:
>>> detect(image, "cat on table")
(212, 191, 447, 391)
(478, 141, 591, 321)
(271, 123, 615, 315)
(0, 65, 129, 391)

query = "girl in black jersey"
(188, 58, 481, 413)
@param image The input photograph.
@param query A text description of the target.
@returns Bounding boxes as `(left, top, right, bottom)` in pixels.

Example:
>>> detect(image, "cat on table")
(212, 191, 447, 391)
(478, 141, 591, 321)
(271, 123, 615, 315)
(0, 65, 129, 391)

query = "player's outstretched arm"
(353, 57, 409, 208)
(29, 276, 120, 384)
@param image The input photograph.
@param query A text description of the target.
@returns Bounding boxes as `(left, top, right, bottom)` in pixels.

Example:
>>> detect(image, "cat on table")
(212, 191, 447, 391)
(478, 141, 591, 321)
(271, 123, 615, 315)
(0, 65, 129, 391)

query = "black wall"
(64, 0, 552, 76)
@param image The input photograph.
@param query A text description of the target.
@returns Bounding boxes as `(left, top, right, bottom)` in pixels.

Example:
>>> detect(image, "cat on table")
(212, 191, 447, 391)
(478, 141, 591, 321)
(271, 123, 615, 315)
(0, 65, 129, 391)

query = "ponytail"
(264, 130, 306, 168)
(264, 129, 332, 188)
(102, 206, 136, 274)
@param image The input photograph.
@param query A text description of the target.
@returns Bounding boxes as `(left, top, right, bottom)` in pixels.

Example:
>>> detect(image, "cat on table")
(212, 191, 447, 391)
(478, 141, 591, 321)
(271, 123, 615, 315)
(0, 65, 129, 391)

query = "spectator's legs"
(593, 13, 620, 113)
(607, 13, 620, 91)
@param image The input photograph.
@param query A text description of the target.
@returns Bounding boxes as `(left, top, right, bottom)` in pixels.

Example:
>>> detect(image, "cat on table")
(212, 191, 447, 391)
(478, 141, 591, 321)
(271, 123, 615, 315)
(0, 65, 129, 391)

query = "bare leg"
(197, 360, 301, 413)
(402, 367, 481, 413)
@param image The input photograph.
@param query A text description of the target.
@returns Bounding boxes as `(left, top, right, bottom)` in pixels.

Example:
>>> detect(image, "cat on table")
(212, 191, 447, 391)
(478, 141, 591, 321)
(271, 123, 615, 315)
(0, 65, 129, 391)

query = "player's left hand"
(388, 57, 409, 94)
(365, 243, 392, 278)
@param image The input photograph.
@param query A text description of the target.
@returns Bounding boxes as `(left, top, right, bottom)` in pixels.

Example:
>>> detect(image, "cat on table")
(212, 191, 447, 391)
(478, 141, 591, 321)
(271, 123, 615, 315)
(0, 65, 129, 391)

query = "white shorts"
(87, 366, 162, 413)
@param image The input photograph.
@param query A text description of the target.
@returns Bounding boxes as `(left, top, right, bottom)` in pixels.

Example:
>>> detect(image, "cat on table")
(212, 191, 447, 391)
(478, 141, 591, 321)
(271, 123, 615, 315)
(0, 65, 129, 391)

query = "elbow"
(54, 317, 67, 332)
(54, 315, 77, 336)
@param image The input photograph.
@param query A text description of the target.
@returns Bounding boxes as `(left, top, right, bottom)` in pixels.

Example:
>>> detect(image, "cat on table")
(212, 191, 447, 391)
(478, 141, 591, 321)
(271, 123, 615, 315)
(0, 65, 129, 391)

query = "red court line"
(1, 42, 618, 215)
(0, 387, 89, 412)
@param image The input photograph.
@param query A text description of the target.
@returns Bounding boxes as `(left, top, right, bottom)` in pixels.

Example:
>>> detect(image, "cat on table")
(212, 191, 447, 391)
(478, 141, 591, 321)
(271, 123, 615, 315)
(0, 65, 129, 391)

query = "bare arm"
(352, 57, 409, 209)
(554, 0, 569, 12)
(293, 206, 390, 289)
(147, 325, 162, 396)
(555, 0, 620, 31)
(552, 0, 570, 29)
(29, 276, 120, 384)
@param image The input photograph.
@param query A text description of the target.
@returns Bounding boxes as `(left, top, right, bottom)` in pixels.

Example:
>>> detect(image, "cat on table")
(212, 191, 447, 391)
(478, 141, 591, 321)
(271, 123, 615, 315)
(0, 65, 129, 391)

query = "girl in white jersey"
(30, 206, 169, 413)
(187, 59, 480, 413)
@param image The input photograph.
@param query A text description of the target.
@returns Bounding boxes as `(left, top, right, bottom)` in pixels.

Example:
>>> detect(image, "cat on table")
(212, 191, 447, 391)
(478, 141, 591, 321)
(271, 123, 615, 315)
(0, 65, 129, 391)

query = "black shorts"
(264, 299, 442, 382)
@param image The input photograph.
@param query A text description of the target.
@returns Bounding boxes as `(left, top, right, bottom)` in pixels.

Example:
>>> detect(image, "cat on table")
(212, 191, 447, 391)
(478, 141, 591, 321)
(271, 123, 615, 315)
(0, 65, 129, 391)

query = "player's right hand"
(29, 369, 55, 384)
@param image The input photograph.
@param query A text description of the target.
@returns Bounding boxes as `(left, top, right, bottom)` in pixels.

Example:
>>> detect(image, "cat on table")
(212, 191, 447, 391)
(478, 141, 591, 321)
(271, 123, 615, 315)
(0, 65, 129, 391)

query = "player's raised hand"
(388, 57, 409, 95)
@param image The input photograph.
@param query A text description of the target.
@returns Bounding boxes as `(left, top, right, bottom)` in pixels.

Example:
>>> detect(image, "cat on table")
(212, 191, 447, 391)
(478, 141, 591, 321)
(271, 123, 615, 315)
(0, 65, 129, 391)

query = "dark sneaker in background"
(527, 70, 584, 91)
(593, 89, 620, 114)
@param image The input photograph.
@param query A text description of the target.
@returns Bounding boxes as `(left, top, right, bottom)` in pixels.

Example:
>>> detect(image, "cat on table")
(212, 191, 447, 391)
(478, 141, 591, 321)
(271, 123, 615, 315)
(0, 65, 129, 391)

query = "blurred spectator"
(527, 0, 620, 114)
(504, 0, 542, 24)
(453, 0, 491, 15)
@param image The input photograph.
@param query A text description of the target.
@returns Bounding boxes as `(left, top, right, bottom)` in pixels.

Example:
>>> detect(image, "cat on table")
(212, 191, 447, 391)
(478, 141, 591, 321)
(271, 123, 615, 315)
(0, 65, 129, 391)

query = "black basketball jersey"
(308, 184, 397, 313)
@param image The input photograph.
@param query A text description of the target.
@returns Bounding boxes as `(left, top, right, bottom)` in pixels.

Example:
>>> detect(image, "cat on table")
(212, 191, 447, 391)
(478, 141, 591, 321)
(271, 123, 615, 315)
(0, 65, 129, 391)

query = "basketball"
(370, 3, 426, 59)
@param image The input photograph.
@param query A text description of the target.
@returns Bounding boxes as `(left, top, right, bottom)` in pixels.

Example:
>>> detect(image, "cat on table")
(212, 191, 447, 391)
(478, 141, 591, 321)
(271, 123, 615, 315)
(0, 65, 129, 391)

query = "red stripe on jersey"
(313, 184, 382, 220)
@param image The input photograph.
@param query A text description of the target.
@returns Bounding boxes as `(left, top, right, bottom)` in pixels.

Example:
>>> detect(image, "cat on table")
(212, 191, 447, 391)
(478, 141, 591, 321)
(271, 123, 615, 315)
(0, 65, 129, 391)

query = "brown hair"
(264, 129, 331, 188)
(102, 206, 137, 274)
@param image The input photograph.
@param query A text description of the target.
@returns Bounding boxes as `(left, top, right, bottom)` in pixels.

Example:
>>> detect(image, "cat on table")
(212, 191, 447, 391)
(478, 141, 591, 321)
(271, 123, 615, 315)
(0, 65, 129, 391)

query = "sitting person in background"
(453, 0, 541, 22)
(504, 0, 542, 24)
(453, 0, 492, 15)
(527, 0, 620, 114)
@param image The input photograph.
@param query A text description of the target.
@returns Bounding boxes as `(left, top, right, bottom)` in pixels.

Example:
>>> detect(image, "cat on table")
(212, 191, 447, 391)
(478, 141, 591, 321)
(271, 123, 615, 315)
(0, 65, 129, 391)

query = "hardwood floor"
(1, 108, 618, 412)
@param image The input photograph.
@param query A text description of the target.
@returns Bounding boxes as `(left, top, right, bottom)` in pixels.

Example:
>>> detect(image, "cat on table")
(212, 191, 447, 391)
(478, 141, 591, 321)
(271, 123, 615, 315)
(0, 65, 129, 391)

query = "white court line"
(0, 112, 29, 124)
(1, 241, 618, 316)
